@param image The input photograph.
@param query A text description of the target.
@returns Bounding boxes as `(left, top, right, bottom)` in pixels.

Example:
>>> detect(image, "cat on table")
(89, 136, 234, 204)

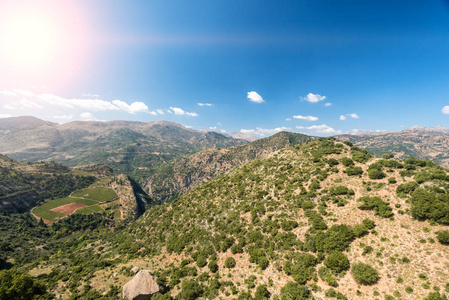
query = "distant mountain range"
(336, 126, 449, 167)
(0, 116, 247, 179)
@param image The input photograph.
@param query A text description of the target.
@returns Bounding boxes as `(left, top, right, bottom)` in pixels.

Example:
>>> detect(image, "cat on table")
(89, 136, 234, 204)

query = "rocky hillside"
(0, 154, 100, 214)
(145, 131, 314, 202)
(337, 126, 449, 168)
(0, 116, 247, 179)
(21, 138, 449, 299)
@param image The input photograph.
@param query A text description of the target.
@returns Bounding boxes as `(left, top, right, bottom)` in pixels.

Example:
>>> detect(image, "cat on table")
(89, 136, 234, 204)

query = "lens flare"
(0, 0, 91, 89)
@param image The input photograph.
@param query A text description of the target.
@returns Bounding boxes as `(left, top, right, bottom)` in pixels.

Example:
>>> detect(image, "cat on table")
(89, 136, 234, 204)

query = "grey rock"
(123, 270, 160, 300)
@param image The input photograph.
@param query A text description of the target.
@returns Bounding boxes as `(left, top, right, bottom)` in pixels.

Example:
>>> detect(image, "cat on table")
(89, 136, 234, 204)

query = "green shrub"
(351, 263, 379, 285)
(231, 244, 243, 254)
(225, 257, 236, 268)
(362, 218, 375, 230)
(208, 260, 218, 273)
(353, 224, 369, 237)
(280, 282, 311, 300)
(329, 186, 354, 196)
(196, 255, 207, 268)
(368, 169, 386, 180)
(424, 292, 448, 300)
(180, 280, 203, 300)
(437, 231, 449, 245)
(255, 284, 270, 300)
(340, 157, 354, 167)
(358, 196, 393, 218)
(0, 270, 50, 299)
(345, 167, 363, 176)
(324, 252, 350, 273)
(411, 188, 449, 225)
(315, 224, 355, 253)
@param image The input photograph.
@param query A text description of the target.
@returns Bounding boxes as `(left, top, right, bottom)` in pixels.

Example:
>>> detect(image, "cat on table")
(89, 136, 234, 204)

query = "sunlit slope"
(120, 138, 449, 299)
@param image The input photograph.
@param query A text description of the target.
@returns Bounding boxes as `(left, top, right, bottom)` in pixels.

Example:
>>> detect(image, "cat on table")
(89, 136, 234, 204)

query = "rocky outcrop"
(123, 270, 159, 300)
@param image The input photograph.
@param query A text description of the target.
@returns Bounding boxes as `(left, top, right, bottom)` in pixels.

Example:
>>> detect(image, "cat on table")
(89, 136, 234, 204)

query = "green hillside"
(145, 131, 314, 202)
(10, 138, 449, 299)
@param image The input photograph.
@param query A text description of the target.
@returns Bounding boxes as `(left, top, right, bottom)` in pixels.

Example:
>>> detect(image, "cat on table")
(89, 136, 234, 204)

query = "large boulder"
(123, 270, 160, 300)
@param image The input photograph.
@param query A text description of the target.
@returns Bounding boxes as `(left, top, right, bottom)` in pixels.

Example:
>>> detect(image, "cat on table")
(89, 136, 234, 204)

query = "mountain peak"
(404, 126, 449, 134)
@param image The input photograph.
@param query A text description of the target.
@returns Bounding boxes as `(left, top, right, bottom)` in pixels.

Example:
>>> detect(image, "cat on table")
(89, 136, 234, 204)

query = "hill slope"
(0, 116, 247, 179)
(337, 126, 449, 168)
(29, 138, 448, 299)
(144, 131, 314, 202)
(0, 154, 99, 214)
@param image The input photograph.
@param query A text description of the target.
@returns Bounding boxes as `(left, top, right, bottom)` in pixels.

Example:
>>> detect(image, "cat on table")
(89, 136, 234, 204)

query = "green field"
(113, 209, 121, 219)
(33, 185, 120, 222)
(71, 187, 117, 202)
(33, 197, 99, 221)
(76, 205, 103, 214)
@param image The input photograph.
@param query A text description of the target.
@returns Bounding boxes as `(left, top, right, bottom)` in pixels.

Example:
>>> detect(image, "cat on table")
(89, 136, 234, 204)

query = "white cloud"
(3, 104, 15, 110)
(296, 126, 304, 129)
(306, 124, 341, 134)
(14, 89, 35, 97)
(442, 106, 449, 114)
(240, 126, 290, 137)
(293, 114, 319, 121)
(112, 100, 152, 114)
(20, 98, 43, 109)
(325, 103, 332, 107)
(0, 114, 12, 118)
(53, 114, 74, 120)
(169, 107, 198, 117)
(285, 118, 292, 121)
(0, 90, 16, 96)
(198, 102, 213, 106)
(247, 91, 264, 103)
(209, 126, 217, 130)
(80, 112, 100, 121)
(0, 89, 155, 115)
(220, 129, 226, 133)
(340, 113, 359, 120)
(301, 93, 326, 103)
(82, 93, 100, 98)
(156, 109, 164, 115)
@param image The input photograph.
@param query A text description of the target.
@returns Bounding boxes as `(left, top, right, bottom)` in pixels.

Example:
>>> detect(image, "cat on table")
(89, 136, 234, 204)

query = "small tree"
(368, 169, 386, 180)
(351, 263, 379, 285)
(436, 230, 449, 245)
(225, 257, 236, 268)
(255, 284, 270, 300)
(180, 280, 203, 300)
(208, 260, 218, 273)
(324, 252, 350, 273)
(280, 282, 311, 300)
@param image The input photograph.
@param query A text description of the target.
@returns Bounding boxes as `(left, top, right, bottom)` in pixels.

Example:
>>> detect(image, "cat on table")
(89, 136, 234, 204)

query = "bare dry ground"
(50, 202, 87, 215)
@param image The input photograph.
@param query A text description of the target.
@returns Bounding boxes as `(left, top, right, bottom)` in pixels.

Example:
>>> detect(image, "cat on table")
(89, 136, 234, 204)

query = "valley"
(2, 133, 449, 300)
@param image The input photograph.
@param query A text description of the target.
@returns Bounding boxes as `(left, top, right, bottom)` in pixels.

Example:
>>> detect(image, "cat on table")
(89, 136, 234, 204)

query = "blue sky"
(1, 0, 449, 137)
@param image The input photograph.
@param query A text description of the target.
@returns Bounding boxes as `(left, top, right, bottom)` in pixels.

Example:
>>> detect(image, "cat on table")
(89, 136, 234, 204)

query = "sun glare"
(0, 0, 91, 89)
(2, 11, 59, 69)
